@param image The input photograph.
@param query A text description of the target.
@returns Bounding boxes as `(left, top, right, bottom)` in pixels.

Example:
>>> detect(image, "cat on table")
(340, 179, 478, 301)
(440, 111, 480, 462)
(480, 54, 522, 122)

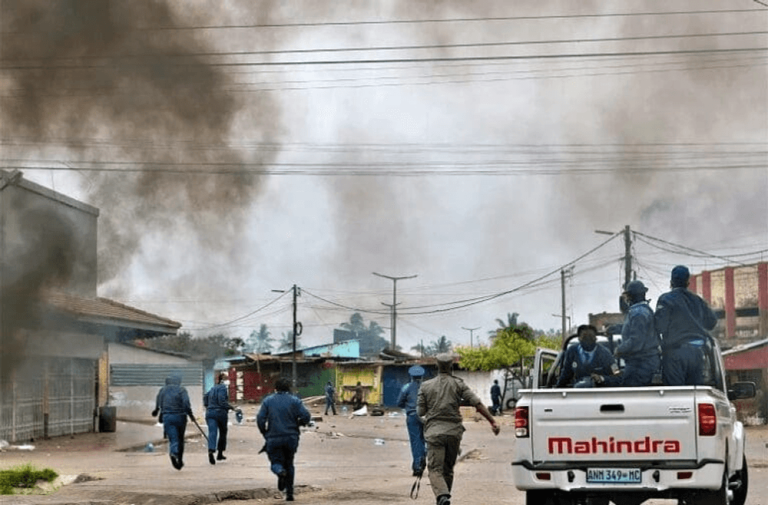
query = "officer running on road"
(655, 265, 718, 386)
(256, 378, 311, 502)
(204, 372, 240, 465)
(158, 373, 195, 470)
(398, 365, 426, 477)
(417, 353, 500, 505)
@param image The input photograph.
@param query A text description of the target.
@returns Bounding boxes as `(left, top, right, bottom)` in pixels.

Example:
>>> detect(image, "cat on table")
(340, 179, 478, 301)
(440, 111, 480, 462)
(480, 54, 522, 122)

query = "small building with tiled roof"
(0, 170, 182, 442)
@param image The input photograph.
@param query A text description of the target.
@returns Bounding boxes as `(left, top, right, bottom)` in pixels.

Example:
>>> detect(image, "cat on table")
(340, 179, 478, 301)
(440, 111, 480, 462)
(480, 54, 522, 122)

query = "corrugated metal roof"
(44, 290, 181, 332)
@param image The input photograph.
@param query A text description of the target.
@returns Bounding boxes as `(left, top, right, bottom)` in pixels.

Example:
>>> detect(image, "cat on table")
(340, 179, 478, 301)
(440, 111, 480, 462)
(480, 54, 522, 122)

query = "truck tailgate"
(530, 388, 697, 463)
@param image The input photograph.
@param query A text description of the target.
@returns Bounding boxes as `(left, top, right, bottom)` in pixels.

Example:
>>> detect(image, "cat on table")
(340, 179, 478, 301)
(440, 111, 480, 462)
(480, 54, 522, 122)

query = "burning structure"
(0, 170, 180, 442)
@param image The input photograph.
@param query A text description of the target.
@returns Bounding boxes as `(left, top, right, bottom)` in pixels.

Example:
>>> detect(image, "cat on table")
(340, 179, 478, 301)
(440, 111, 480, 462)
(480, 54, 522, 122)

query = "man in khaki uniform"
(417, 353, 500, 505)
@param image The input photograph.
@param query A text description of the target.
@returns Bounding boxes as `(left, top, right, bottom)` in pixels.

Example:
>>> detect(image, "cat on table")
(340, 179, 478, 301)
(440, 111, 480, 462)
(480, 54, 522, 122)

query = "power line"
(1, 47, 765, 70)
(5, 30, 766, 63)
(3, 8, 762, 34)
(633, 231, 753, 266)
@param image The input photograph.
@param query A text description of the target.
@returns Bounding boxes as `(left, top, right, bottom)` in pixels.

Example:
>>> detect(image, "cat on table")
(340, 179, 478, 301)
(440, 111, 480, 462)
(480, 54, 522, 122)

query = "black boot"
(208, 450, 216, 465)
(437, 494, 451, 505)
(277, 469, 287, 491)
(217, 450, 226, 461)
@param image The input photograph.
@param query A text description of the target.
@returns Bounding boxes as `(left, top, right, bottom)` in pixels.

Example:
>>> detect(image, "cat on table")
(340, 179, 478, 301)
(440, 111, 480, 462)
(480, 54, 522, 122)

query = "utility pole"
(373, 272, 417, 349)
(272, 285, 302, 389)
(595, 225, 633, 289)
(560, 268, 568, 343)
(623, 225, 633, 288)
(462, 326, 480, 348)
(291, 284, 300, 389)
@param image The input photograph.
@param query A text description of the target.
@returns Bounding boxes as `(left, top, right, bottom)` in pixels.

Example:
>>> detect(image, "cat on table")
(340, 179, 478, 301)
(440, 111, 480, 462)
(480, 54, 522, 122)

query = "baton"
(190, 415, 209, 443)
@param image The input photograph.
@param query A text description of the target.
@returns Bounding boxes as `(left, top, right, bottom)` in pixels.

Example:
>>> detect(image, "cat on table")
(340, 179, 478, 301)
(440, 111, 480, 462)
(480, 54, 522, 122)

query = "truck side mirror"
(727, 382, 756, 400)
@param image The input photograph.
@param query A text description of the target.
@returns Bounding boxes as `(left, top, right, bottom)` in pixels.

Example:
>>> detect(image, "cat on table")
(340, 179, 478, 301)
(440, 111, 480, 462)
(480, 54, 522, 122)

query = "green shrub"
(0, 463, 58, 494)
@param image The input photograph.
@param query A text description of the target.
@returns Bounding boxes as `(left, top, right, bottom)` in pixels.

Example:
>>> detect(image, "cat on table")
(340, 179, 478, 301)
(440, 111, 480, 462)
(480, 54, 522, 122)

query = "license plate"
(587, 468, 641, 484)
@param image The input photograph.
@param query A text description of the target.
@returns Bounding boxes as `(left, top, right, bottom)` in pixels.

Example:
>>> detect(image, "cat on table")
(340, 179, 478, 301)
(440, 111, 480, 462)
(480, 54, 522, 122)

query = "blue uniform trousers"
(406, 412, 426, 472)
(206, 409, 229, 452)
(266, 435, 299, 494)
(663, 344, 705, 386)
(604, 354, 660, 387)
(163, 413, 187, 460)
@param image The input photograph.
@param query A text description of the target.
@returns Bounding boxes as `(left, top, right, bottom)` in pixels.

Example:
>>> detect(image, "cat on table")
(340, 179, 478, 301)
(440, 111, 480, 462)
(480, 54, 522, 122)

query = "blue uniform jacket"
(325, 384, 335, 401)
(655, 288, 717, 350)
(490, 384, 501, 400)
(556, 344, 615, 387)
(616, 302, 660, 359)
(204, 383, 233, 412)
(160, 375, 193, 416)
(397, 381, 420, 415)
(257, 392, 311, 439)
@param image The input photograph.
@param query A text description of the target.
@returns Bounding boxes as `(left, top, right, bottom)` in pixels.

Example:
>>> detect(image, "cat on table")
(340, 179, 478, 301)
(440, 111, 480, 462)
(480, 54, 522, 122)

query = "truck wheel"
(698, 470, 728, 505)
(731, 455, 749, 505)
(506, 398, 516, 410)
(526, 490, 556, 505)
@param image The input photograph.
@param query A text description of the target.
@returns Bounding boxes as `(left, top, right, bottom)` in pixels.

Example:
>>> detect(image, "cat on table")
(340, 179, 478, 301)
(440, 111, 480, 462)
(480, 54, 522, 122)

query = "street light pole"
(461, 326, 480, 348)
(372, 272, 417, 349)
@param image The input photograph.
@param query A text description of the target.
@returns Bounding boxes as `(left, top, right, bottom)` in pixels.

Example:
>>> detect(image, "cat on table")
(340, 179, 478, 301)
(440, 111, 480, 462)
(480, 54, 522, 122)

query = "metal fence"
(0, 357, 96, 443)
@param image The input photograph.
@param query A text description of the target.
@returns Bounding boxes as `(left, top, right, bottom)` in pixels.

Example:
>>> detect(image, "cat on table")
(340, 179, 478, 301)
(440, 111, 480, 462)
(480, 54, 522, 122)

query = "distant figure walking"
(352, 381, 365, 411)
(324, 381, 337, 416)
(490, 379, 502, 415)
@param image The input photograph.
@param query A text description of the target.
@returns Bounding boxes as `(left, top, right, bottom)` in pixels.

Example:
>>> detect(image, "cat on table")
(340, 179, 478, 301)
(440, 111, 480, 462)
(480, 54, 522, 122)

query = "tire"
(526, 490, 556, 505)
(731, 455, 749, 505)
(506, 398, 517, 410)
(698, 469, 728, 505)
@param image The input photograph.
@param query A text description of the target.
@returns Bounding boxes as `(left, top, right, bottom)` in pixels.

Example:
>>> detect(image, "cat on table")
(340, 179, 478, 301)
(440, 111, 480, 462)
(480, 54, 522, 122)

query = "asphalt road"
(1, 405, 766, 505)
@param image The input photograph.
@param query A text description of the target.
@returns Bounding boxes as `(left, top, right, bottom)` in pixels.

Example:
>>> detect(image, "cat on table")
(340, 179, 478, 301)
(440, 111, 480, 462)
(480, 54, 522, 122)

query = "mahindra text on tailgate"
(530, 389, 696, 464)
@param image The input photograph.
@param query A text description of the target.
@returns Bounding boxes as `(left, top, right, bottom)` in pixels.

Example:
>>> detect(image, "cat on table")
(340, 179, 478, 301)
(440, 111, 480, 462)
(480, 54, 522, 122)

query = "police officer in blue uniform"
(324, 381, 337, 416)
(594, 280, 661, 387)
(556, 324, 615, 388)
(398, 365, 426, 476)
(490, 380, 502, 415)
(204, 372, 239, 465)
(256, 378, 311, 502)
(159, 373, 195, 470)
(655, 265, 718, 386)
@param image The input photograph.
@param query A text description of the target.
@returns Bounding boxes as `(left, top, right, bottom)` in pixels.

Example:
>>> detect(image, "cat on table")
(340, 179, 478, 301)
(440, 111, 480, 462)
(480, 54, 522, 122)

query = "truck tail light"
(515, 406, 529, 438)
(698, 403, 716, 436)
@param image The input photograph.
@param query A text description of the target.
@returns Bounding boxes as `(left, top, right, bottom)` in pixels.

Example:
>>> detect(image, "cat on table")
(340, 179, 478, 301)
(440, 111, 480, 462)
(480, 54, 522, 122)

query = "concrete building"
(0, 170, 180, 442)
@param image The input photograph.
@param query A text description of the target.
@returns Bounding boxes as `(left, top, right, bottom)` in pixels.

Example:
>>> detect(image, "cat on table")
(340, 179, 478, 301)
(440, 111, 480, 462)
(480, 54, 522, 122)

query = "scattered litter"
(353, 405, 368, 416)
(388, 412, 400, 417)
(144, 443, 154, 452)
(10, 444, 35, 451)
(0, 439, 8, 450)
(374, 438, 385, 445)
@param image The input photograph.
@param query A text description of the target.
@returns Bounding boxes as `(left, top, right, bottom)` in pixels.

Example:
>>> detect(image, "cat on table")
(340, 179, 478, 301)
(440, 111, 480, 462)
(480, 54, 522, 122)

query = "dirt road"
(1, 405, 767, 505)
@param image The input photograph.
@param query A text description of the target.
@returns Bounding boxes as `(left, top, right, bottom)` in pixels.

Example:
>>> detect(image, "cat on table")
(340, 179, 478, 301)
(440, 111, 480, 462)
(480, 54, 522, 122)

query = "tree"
(489, 312, 523, 339)
(277, 330, 302, 352)
(247, 324, 274, 353)
(411, 342, 428, 357)
(457, 326, 536, 372)
(142, 331, 243, 359)
(336, 312, 389, 358)
(428, 335, 452, 355)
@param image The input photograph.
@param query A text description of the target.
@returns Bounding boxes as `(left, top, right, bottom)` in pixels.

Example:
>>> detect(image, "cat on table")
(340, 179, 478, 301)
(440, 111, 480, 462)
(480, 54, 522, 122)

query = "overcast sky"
(3, 0, 767, 352)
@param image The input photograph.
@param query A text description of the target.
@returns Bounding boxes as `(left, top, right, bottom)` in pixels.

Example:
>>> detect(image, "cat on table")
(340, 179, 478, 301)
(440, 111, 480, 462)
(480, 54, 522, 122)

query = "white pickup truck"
(511, 334, 756, 505)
